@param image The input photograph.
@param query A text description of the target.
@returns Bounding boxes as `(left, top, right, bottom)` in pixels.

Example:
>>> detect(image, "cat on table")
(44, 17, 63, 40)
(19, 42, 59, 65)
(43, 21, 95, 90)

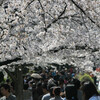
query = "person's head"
(71, 78, 81, 89)
(36, 81, 42, 88)
(53, 86, 61, 96)
(65, 84, 78, 100)
(24, 76, 27, 79)
(0, 84, 10, 96)
(23, 83, 29, 90)
(81, 81, 99, 100)
(29, 82, 33, 87)
(47, 82, 56, 97)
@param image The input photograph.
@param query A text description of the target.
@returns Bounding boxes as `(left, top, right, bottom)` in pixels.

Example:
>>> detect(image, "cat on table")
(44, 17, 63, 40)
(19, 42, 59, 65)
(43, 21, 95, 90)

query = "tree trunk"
(15, 67, 23, 100)
(4, 67, 23, 100)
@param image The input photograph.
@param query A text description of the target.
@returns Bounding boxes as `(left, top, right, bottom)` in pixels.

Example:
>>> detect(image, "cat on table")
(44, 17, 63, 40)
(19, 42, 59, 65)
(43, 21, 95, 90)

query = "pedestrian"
(0, 84, 16, 100)
(81, 81, 100, 100)
(49, 86, 63, 100)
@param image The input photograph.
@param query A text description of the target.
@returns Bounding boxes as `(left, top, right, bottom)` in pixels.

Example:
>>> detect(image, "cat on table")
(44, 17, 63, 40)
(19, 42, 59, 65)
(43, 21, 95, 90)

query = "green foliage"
(79, 73, 94, 83)
(98, 90, 100, 94)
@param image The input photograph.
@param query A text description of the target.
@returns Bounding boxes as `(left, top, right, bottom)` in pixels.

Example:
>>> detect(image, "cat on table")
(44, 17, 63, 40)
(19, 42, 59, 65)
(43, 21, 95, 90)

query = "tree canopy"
(0, 0, 100, 70)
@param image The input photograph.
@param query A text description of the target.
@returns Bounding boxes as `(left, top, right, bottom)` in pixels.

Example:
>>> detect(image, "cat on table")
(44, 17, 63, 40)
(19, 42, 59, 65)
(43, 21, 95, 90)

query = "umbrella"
(31, 73, 42, 79)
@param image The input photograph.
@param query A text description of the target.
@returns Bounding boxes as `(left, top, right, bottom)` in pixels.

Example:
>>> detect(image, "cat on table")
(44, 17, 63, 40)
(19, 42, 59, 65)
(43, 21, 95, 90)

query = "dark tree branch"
(44, 3, 67, 32)
(28, 5, 35, 14)
(58, 13, 81, 20)
(0, 0, 4, 6)
(59, 16, 69, 19)
(10, 63, 34, 67)
(70, 0, 100, 28)
(71, 18, 83, 25)
(58, 3, 67, 18)
(38, 0, 47, 34)
(0, 57, 22, 66)
(0, 32, 4, 40)
(47, 44, 99, 54)
(38, 0, 44, 12)
(0, 26, 3, 30)
(48, 45, 68, 53)
(25, 0, 35, 10)
(46, 12, 54, 19)
(81, 12, 88, 31)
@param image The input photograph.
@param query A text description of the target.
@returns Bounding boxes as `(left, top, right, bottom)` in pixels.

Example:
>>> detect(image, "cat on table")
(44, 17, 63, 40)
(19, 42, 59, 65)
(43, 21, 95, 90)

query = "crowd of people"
(0, 67, 100, 100)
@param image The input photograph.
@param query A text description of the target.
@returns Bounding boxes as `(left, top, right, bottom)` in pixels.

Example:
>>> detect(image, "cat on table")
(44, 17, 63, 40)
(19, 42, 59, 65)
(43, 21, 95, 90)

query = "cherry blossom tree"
(0, 0, 100, 99)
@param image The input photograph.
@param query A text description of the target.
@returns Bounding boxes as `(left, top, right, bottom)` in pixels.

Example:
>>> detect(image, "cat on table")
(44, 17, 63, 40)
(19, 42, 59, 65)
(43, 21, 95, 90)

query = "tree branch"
(47, 44, 99, 54)
(0, 0, 4, 6)
(48, 45, 68, 53)
(81, 12, 88, 31)
(25, 0, 35, 10)
(44, 3, 67, 32)
(58, 3, 67, 18)
(38, 0, 46, 28)
(46, 12, 54, 19)
(70, 0, 100, 28)
(10, 63, 34, 67)
(0, 57, 22, 66)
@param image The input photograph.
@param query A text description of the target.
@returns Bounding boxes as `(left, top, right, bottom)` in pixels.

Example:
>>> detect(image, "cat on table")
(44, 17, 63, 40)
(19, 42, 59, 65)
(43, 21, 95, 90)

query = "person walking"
(81, 81, 100, 100)
(0, 84, 16, 100)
